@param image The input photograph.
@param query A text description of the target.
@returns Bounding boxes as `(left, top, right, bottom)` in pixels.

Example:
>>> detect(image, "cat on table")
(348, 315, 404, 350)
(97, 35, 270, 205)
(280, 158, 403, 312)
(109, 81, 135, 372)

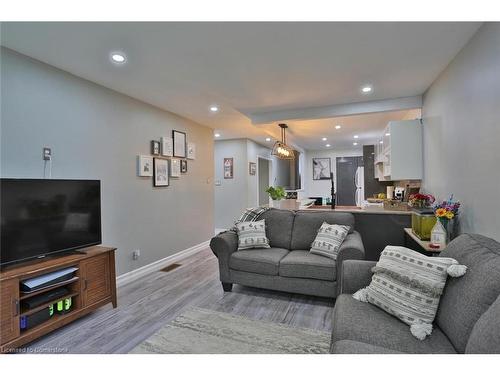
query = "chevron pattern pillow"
(353, 246, 467, 340)
(310, 222, 350, 260)
(235, 219, 271, 250)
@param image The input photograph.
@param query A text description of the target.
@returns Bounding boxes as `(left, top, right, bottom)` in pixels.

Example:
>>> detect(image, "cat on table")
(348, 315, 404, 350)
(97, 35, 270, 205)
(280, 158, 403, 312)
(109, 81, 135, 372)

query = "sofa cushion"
(258, 209, 295, 249)
(279, 250, 336, 281)
(235, 219, 271, 250)
(310, 223, 350, 260)
(436, 234, 500, 353)
(331, 339, 404, 354)
(290, 211, 354, 250)
(465, 293, 500, 354)
(229, 248, 289, 276)
(331, 294, 457, 353)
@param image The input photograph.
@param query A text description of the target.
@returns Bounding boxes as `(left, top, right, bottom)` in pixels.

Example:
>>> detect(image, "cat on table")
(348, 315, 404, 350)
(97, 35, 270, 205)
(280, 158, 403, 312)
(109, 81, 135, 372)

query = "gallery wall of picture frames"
(137, 129, 196, 187)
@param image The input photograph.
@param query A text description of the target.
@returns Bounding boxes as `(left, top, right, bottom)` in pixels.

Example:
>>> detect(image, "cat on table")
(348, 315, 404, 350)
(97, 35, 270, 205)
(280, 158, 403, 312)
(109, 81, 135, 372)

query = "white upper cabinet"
(374, 119, 423, 181)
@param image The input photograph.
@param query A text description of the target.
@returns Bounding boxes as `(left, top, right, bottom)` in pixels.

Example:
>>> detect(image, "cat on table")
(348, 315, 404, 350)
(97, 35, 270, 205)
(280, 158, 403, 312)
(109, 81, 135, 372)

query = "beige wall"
(1, 48, 215, 275)
(422, 23, 500, 240)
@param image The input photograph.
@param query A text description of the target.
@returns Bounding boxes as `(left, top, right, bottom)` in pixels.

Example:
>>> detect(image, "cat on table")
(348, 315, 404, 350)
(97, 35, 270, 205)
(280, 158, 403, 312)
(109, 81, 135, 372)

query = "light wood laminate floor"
(25, 247, 335, 353)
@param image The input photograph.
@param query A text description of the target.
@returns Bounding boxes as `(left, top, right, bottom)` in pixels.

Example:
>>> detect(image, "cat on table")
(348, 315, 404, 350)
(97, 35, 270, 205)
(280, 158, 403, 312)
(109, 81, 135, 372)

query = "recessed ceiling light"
(322, 137, 327, 141)
(214, 133, 221, 138)
(353, 135, 359, 139)
(335, 125, 341, 129)
(326, 144, 331, 147)
(385, 132, 391, 136)
(353, 142, 358, 146)
(210, 106, 219, 113)
(265, 137, 271, 142)
(110, 52, 126, 64)
(361, 85, 373, 94)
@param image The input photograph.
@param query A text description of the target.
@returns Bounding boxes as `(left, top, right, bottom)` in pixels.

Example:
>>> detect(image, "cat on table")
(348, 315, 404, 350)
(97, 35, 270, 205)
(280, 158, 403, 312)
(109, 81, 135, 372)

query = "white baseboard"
(116, 239, 211, 287)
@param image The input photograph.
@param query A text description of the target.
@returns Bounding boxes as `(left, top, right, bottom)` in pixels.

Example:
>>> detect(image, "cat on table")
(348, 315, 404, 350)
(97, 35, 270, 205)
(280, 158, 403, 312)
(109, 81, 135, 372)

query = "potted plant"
(265, 186, 286, 208)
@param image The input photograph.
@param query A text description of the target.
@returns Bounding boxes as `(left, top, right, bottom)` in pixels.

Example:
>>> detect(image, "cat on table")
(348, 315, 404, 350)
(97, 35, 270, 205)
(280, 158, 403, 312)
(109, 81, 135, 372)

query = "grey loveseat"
(330, 233, 500, 354)
(210, 208, 365, 298)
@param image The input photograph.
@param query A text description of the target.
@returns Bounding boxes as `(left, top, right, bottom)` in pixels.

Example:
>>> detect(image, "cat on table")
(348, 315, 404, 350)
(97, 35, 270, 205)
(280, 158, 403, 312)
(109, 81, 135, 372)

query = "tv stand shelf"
(0, 246, 117, 353)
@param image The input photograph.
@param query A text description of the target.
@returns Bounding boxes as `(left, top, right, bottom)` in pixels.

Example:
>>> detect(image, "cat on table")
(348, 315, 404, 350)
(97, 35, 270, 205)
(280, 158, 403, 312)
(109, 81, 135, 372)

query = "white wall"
(301, 149, 363, 199)
(1, 48, 215, 275)
(422, 23, 500, 240)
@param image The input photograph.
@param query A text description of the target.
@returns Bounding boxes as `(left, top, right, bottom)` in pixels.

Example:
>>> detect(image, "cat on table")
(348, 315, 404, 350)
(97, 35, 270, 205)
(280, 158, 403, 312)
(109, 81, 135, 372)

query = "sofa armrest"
(339, 260, 376, 294)
(210, 230, 238, 282)
(335, 231, 365, 288)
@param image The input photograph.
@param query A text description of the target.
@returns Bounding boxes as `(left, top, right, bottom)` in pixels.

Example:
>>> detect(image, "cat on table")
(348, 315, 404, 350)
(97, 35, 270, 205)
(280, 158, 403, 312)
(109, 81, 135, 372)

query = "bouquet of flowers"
(434, 195, 460, 221)
(408, 193, 435, 208)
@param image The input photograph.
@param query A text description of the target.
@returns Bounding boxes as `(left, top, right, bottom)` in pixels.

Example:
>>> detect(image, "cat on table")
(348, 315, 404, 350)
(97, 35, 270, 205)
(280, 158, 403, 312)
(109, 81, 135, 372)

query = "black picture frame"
(313, 157, 332, 180)
(172, 130, 187, 158)
(180, 159, 188, 174)
(151, 140, 161, 155)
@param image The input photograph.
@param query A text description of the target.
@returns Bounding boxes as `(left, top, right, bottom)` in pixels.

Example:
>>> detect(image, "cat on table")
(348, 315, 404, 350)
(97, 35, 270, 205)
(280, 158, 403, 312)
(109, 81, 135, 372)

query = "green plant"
(266, 186, 286, 201)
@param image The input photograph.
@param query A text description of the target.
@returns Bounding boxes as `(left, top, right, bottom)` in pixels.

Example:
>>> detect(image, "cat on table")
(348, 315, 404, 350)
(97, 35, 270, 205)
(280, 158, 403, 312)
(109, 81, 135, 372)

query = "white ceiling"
(1, 22, 481, 150)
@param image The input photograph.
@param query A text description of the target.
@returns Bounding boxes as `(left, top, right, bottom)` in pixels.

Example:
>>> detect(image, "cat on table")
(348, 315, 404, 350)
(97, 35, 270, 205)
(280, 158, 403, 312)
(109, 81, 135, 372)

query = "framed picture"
(187, 142, 196, 160)
(137, 155, 153, 177)
(224, 158, 233, 179)
(151, 140, 161, 155)
(153, 158, 169, 187)
(249, 162, 256, 175)
(171, 159, 181, 177)
(313, 157, 332, 180)
(172, 130, 187, 158)
(180, 159, 188, 173)
(161, 136, 173, 157)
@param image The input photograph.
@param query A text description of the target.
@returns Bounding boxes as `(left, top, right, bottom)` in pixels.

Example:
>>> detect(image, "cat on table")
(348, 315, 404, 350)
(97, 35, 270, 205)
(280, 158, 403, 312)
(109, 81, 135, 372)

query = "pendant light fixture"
(271, 123, 295, 160)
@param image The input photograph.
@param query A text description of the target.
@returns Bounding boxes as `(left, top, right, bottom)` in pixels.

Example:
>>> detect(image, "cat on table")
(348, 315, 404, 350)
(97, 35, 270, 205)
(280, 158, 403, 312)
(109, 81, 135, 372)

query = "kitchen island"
(302, 204, 411, 260)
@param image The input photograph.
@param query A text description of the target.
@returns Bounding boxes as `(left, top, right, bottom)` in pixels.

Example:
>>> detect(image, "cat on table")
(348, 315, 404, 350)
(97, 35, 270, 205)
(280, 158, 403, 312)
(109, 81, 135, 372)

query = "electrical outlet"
(132, 249, 141, 260)
(43, 147, 52, 161)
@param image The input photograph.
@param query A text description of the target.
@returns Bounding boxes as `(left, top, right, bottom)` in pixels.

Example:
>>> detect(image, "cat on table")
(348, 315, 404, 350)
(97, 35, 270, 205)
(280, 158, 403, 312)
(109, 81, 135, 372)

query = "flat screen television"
(1, 179, 101, 266)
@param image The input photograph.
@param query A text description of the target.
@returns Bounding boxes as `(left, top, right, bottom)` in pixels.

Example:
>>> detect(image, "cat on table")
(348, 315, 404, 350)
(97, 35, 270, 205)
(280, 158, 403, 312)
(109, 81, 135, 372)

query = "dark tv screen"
(1, 179, 101, 266)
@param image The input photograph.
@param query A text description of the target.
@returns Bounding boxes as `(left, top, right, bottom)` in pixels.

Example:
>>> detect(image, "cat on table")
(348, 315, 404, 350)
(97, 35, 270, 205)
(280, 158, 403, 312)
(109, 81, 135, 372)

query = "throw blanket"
(228, 207, 270, 233)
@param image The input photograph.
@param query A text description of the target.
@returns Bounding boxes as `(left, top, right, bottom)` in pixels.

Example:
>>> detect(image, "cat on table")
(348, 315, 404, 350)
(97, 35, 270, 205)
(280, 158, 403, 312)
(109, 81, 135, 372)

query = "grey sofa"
(330, 233, 500, 354)
(210, 208, 365, 298)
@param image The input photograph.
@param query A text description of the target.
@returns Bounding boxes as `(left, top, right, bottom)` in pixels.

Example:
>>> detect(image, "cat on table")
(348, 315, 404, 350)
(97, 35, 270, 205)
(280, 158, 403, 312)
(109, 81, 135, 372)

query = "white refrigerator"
(355, 166, 365, 207)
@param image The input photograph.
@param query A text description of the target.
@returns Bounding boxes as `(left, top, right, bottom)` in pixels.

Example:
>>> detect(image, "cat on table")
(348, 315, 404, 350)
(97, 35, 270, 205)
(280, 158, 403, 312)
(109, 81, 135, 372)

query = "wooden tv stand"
(0, 246, 117, 352)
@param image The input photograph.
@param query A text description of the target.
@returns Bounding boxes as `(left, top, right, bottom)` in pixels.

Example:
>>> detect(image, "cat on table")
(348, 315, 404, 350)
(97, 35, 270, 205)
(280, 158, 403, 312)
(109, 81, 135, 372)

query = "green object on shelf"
(411, 210, 437, 241)
(49, 304, 54, 316)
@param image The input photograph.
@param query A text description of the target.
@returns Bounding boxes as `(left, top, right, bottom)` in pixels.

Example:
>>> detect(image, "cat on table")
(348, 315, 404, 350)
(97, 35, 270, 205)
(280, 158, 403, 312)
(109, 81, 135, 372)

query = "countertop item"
(404, 228, 445, 253)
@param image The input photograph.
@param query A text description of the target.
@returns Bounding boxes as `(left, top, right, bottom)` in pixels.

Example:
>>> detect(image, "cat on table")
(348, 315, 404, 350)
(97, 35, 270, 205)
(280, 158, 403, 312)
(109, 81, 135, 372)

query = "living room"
(1, 1, 500, 373)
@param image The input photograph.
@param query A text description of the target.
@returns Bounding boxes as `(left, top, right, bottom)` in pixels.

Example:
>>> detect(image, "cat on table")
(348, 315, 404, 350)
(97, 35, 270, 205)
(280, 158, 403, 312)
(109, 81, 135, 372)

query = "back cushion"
(436, 234, 500, 353)
(290, 211, 355, 250)
(465, 293, 500, 353)
(258, 209, 295, 249)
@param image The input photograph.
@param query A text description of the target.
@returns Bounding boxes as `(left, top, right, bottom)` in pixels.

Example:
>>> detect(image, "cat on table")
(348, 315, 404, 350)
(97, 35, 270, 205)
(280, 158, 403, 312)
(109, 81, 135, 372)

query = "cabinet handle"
(13, 299, 19, 317)
(84, 279, 88, 291)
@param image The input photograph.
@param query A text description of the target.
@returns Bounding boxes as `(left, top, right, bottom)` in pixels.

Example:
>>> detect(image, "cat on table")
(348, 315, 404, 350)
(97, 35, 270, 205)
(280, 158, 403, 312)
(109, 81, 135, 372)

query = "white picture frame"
(161, 136, 173, 157)
(187, 142, 196, 160)
(153, 158, 169, 187)
(170, 158, 181, 178)
(137, 155, 153, 177)
(173, 130, 187, 158)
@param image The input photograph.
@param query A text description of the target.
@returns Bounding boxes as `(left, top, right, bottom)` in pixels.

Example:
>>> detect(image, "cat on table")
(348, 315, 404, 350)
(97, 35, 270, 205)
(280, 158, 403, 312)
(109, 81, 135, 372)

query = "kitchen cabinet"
(374, 119, 423, 181)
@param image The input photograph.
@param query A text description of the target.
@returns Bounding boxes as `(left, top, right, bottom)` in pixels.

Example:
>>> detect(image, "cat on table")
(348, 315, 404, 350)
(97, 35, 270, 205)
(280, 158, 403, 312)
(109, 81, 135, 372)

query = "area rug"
(130, 307, 330, 354)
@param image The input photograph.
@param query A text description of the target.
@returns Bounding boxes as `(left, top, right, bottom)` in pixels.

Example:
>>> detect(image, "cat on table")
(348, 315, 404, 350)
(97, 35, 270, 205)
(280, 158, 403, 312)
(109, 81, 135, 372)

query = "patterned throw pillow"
(235, 219, 271, 250)
(310, 222, 350, 260)
(353, 246, 467, 340)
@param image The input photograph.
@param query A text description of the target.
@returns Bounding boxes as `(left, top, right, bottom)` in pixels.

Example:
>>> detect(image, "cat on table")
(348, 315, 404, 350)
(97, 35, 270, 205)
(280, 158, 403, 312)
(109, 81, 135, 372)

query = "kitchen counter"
(303, 205, 412, 215)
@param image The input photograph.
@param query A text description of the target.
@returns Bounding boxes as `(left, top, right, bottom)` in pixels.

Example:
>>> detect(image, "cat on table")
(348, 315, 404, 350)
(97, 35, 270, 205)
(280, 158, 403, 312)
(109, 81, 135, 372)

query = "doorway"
(258, 158, 270, 206)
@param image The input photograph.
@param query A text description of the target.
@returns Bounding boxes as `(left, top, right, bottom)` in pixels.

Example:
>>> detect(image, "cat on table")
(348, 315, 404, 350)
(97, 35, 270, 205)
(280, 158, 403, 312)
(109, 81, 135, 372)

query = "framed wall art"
(224, 158, 233, 179)
(249, 162, 256, 176)
(161, 136, 173, 157)
(180, 159, 188, 174)
(313, 157, 331, 180)
(172, 130, 187, 158)
(171, 158, 181, 177)
(137, 155, 153, 177)
(151, 140, 161, 155)
(153, 158, 169, 187)
(187, 142, 196, 160)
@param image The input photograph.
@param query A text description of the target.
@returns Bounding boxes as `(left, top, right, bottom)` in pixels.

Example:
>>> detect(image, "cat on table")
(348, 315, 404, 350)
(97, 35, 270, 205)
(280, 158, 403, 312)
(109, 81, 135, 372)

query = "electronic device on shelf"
(21, 286, 70, 309)
(0, 178, 102, 267)
(20, 267, 78, 293)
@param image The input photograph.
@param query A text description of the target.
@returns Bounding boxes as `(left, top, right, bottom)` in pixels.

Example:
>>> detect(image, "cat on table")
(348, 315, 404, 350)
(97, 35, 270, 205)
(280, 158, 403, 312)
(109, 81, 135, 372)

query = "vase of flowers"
(408, 193, 435, 210)
(434, 195, 461, 243)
